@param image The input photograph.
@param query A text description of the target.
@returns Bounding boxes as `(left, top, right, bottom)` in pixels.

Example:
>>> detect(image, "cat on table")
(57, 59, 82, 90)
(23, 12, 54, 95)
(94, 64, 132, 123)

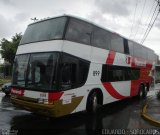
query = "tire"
(143, 86, 148, 98)
(87, 92, 98, 114)
(138, 85, 147, 99)
(5, 92, 10, 96)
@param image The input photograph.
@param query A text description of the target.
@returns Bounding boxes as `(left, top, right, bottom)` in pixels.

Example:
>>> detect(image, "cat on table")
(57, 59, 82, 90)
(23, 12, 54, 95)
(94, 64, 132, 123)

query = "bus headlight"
(43, 99, 49, 104)
(37, 98, 49, 104)
(38, 98, 44, 104)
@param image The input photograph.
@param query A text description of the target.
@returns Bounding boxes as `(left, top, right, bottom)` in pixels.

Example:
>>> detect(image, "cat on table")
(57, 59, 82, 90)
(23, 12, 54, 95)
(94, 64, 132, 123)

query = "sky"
(0, 0, 160, 56)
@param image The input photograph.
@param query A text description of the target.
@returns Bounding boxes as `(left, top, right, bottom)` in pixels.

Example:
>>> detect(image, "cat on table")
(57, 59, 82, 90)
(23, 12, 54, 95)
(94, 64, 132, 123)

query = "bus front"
(11, 16, 68, 117)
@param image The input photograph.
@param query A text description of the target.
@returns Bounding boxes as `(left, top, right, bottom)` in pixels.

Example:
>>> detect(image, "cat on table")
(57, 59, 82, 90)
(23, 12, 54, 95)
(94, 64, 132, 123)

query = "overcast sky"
(0, 0, 160, 56)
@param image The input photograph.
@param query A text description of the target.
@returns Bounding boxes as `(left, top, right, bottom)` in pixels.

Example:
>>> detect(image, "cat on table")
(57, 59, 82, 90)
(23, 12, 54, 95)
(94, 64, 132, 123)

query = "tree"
(0, 33, 22, 66)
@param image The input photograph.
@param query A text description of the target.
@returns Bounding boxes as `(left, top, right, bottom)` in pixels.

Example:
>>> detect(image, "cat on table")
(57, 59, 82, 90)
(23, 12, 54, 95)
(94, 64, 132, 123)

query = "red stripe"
(106, 50, 116, 65)
(48, 92, 63, 101)
(130, 80, 140, 96)
(102, 82, 128, 99)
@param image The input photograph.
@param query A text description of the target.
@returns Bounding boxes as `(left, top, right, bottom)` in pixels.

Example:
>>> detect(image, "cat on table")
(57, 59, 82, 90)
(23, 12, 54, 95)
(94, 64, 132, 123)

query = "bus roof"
(29, 14, 155, 53)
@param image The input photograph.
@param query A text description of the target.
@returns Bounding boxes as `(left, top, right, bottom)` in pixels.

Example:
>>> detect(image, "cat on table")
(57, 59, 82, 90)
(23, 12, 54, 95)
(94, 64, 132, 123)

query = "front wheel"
(87, 92, 98, 114)
(5, 92, 10, 96)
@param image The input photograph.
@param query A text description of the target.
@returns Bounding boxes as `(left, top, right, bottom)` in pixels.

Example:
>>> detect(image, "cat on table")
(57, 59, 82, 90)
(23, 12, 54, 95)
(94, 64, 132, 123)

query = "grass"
(0, 76, 11, 87)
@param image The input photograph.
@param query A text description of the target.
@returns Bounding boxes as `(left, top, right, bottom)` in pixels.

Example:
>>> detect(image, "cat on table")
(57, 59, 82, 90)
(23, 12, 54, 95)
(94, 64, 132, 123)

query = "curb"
(141, 103, 160, 127)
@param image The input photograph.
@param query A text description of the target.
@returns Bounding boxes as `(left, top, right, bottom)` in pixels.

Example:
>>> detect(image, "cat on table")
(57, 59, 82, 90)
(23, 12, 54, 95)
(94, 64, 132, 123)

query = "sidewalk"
(141, 87, 160, 127)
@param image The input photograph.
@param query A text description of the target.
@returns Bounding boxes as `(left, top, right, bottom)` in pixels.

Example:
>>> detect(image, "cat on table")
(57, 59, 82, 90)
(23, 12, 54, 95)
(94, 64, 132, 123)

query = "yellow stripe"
(141, 104, 160, 127)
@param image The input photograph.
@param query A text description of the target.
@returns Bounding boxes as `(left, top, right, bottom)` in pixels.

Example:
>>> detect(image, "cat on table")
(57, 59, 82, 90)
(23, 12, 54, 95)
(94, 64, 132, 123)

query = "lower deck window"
(101, 65, 140, 82)
(60, 53, 90, 91)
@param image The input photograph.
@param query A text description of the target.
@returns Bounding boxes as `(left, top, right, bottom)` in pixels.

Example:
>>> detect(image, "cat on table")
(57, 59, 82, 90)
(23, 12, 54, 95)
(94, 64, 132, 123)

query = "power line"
(132, 0, 147, 40)
(141, 11, 159, 44)
(140, 2, 159, 44)
(138, 0, 156, 43)
(129, 0, 138, 38)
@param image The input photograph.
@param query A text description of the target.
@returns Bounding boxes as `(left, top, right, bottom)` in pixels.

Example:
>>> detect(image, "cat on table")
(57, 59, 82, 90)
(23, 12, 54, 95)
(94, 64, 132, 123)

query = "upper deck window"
(20, 17, 67, 45)
(93, 27, 111, 49)
(110, 34, 124, 53)
(65, 18, 93, 45)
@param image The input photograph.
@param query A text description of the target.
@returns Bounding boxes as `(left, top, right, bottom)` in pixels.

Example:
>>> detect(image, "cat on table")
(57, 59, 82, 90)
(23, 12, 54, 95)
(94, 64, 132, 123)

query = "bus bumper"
(11, 96, 62, 117)
(11, 95, 84, 117)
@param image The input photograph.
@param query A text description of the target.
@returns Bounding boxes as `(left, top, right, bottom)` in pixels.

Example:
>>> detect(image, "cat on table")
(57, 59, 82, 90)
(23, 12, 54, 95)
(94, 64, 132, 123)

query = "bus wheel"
(143, 86, 148, 98)
(87, 92, 98, 114)
(138, 85, 146, 99)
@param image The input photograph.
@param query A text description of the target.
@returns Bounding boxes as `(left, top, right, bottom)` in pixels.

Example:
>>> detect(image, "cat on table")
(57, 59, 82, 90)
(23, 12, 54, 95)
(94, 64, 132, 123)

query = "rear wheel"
(138, 85, 147, 99)
(143, 86, 148, 98)
(87, 92, 98, 114)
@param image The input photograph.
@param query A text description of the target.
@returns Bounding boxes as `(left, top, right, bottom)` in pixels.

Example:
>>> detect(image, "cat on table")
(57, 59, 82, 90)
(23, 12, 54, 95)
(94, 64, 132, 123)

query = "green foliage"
(0, 33, 22, 65)
(0, 77, 11, 87)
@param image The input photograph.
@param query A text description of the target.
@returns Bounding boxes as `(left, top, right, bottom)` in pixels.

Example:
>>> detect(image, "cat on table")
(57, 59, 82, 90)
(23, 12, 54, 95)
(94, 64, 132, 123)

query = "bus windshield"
(12, 52, 59, 91)
(20, 17, 67, 45)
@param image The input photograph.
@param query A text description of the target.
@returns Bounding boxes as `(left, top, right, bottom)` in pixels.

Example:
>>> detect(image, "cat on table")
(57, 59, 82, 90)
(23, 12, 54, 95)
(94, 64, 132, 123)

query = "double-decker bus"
(11, 15, 158, 117)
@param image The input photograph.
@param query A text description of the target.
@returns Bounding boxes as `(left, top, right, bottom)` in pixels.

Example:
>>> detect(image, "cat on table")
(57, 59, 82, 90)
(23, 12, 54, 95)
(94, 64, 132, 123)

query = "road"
(0, 91, 159, 135)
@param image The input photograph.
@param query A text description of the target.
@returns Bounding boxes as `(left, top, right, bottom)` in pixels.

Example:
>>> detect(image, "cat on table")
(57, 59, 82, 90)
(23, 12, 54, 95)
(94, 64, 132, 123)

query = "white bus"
(11, 15, 157, 117)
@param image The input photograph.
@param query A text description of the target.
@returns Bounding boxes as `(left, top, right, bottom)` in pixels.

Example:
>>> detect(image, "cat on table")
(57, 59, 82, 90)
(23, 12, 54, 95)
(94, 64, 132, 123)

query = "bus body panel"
(11, 39, 154, 117)
(16, 40, 64, 55)
(11, 15, 156, 117)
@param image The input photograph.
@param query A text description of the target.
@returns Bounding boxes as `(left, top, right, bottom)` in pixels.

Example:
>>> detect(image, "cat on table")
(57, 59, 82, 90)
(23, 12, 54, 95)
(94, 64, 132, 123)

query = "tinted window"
(79, 60, 90, 85)
(123, 38, 129, 54)
(65, 18, 92, 45)
(141, 47, 147, 59)
(20, 17, 67, 45)
(12, 53, 59, 91)
(148, 51, 155, 61)
(12, 55, 30, 87)
(111, 34, 124, 53)
(133, 43, 142, 58)
(128, 41, 134, 56)
(60, 54, 90, 90)
(101, 65, 140, 82)
(93, 27, 111, 49)
(27, 53, 58, 90)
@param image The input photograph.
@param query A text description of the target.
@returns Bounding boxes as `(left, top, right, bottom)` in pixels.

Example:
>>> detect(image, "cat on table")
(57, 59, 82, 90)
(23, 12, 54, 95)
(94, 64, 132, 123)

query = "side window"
(141, 47, 147, 59)
(60, 55, 78, 90)
(60, 54, 90, 90)
(101, 65, 140, 82)
(65, 18, 92, 45)
(108, 66, 125, 81)
(79, 60, 90, 85)
(93, 27, 111, 49)
(111, 34, 124, 53)
(123, 38, 129, 54)
(133, 43, 142, 58)
(148, 50, 155, 61)
(128, 41, 134, 56)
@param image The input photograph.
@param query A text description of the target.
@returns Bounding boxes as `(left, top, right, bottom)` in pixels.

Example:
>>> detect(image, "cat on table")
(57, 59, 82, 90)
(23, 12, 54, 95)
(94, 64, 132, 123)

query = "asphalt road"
(0, 91, 159, 135)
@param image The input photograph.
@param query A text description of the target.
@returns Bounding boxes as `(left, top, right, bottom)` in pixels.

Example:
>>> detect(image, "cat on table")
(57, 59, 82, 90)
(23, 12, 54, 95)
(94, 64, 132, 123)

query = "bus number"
(93, 71, 100, 76)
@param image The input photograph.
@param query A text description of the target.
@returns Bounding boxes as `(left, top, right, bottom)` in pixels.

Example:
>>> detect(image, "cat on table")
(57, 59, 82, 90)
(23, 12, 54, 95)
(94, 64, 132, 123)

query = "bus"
(11, 15, 158, 117)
